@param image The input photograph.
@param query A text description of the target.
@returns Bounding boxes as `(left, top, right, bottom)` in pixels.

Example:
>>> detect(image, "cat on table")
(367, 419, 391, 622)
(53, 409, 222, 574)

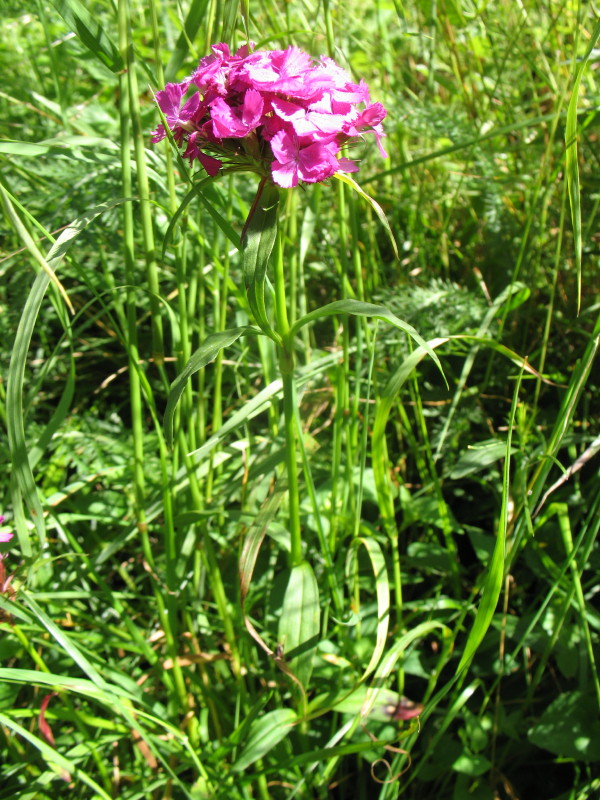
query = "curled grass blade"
(346, 537, 390, 680)
(362, 621, 453, 721)
(290, 298, 445, 380)
(332, 172, 398, 258)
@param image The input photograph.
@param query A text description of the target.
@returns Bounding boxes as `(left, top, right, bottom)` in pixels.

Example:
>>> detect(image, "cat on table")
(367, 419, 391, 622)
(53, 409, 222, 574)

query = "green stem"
(274, 226, 302, 567)
(123, 0, 164, 364)
(117, 0, 147, 547)
(282, 369, 302, 567)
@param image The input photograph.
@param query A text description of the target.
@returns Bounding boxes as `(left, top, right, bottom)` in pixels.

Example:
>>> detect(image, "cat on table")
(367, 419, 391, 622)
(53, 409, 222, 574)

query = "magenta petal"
(337, 157, 359, 173)
(198, 152, 222, 176)
(271, 97, 306, 121)
(211, 42, 231, 59)
(272, 161, 299, 187)
(269, 130, 295, 164)
(156, 83, 187, 118)
(180, 93, 201, 122)
(242, 88, 264, 127)
(210, 98, 245, 138)
(356, 102, 387, 127)
(151, 124, 167, 143)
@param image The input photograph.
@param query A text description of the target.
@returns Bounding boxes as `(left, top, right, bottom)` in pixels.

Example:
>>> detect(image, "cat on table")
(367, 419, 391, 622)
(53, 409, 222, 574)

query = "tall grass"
(2, 1, 600, 798)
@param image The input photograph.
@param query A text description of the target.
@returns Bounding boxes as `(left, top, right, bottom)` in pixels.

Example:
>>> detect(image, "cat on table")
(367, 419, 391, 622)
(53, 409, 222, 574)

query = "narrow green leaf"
(164, 327, 258, 448)
(278, 562, 320, 692)
(456, 364, 524, 673)
(242, 180, 280, 341)
(24, 593, 109, 690)
(346, 537, 390, 679)
(220, 0, 239, 43)
(0, 668, 136, 704)
(49, 0, 123, 73)
(0, 712, 112, 800)
(290, 298, 445, 380)
(0, 141, 62, 156)
(565, 17, 600, 312)
(239, 482, 287, 606)
(332, 172, 398, 258)
(232, 708, 297, 772)
(362, 621, 452, 720)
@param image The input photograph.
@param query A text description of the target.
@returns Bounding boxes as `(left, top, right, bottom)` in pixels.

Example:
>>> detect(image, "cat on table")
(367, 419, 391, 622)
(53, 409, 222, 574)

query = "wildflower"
(152, 42, 387, 187)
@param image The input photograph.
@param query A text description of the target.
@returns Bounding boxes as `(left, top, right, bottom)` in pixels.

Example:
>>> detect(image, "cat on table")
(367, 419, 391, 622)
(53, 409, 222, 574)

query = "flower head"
(153, 43, 387, 187)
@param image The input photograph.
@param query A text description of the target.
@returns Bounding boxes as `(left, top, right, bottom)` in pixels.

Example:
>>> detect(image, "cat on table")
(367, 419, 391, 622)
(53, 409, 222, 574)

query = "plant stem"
(273, 226, 302, 567)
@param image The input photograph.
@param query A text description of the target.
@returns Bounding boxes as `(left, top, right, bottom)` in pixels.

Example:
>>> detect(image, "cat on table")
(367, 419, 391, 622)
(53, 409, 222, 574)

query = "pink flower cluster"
(152, 43, 387, 188)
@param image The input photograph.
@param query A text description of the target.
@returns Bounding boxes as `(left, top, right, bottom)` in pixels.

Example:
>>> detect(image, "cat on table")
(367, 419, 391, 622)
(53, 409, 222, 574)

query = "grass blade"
(6, 200, 125, 556)
(278, 562, 321, 696)
(456, 363, 524, 673)
(49, 0, 123, 72)
(346, 537, 390, 680)
(565, 16, 600, 312)
(242, 179, 281, 341)
(232, 708, 298, 772)
(164, 326, 259, 447)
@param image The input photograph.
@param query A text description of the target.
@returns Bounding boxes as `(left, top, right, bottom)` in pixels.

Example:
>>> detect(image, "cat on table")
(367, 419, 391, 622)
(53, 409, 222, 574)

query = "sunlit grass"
(2, 2, 600, 799)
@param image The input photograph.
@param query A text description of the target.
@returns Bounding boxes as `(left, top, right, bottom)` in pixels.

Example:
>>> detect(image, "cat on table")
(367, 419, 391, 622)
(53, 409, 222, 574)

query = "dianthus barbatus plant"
(152, 42, 387, 187)
(158, 42, 438, 726)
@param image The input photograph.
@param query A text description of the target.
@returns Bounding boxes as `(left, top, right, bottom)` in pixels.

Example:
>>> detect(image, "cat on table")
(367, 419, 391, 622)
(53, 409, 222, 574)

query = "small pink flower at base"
(0, 531, 13, 544)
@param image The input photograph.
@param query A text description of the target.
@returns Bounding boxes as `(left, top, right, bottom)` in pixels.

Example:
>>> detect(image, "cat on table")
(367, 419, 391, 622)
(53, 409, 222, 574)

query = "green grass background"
(1, 1, 600, 798)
